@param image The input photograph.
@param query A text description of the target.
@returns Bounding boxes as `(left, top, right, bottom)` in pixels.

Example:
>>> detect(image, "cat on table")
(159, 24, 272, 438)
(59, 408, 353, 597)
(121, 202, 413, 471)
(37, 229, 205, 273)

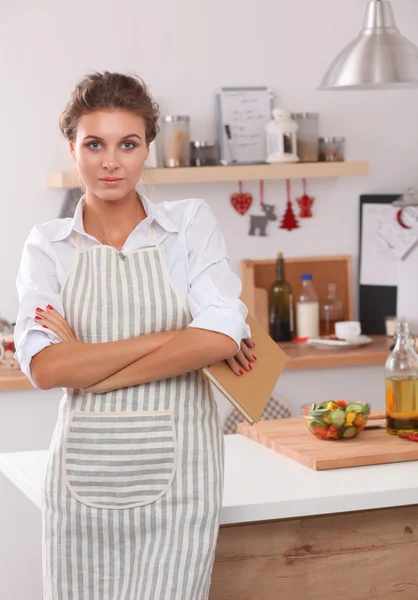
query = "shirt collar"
(49, 192, 179, 242)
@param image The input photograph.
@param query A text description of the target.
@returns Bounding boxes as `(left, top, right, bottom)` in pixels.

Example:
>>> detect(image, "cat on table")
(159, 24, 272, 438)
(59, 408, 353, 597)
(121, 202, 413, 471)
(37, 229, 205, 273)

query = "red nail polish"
(42, 325, 49, 329)
(35, 315, 42, 321)
(252, 355, 257, 360)
(47, 304, 53, 310)
(239, 370, 244, 375)
(248, 364, 253, 370)
(36, 307, 43, 312)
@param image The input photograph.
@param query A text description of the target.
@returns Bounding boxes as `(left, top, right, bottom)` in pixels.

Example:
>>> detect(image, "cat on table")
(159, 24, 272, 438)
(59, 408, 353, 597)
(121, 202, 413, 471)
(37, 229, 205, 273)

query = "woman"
(14, 71, 255, 600)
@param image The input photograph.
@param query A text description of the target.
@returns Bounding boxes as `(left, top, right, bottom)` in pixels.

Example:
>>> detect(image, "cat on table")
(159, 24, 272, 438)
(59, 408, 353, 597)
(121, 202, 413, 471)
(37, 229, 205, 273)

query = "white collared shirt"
(14, 193, 251, 388)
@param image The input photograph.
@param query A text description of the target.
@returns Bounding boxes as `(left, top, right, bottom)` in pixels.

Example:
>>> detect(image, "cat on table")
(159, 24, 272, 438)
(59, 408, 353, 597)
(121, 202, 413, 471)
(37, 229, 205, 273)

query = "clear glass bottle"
(320, 283, 344, 336)
(385, 319, 418, 435)
(296, 274, 319, 338)
(269, 252, 293, 342)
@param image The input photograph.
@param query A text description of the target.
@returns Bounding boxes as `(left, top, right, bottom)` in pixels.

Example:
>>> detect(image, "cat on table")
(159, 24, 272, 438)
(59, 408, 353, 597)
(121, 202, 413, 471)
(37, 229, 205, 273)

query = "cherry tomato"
(336, 400, 347, 409)
(327, 426, 340, 440)
(314, 427, 329, 440)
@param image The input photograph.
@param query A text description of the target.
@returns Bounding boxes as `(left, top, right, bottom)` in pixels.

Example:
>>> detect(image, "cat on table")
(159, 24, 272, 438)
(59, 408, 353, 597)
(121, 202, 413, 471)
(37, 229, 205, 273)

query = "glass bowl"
(302, 400, 371, 440)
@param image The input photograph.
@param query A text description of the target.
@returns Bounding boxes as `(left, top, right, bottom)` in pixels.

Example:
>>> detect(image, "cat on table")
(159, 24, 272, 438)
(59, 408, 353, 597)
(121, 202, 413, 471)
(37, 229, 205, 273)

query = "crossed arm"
(30, 306, 255, 392)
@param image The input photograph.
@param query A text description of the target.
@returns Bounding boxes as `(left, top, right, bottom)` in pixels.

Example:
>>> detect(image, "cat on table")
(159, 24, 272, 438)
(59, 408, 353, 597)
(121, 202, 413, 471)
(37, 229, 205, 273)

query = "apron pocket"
(62, 410, 177, 509)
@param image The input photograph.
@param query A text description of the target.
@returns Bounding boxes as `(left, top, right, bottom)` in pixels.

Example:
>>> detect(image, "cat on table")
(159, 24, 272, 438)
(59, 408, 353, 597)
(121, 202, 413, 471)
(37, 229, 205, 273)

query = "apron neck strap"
(75, 231, 82, 254)
(150, 222, 160, 248)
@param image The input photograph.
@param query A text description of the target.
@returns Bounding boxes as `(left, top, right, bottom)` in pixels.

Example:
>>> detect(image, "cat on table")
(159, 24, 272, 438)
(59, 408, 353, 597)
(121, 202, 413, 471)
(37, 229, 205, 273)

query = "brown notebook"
(202, 314, 289, 425)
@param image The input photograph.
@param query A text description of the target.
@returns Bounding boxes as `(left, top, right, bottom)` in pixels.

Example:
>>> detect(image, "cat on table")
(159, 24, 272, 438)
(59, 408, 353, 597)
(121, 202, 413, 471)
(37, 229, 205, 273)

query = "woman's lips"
(100, 178, 123, 186)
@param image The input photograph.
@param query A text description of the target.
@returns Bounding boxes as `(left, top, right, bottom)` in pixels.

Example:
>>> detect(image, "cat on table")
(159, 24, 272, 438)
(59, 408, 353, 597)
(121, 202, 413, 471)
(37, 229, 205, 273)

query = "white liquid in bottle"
(296, 273, 319, 338)
(296, 301, 319, 338)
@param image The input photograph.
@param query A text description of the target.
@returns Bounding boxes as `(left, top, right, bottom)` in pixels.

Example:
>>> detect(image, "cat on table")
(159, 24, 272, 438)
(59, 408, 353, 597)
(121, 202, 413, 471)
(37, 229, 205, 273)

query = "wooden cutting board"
(237, 411, 418, 470)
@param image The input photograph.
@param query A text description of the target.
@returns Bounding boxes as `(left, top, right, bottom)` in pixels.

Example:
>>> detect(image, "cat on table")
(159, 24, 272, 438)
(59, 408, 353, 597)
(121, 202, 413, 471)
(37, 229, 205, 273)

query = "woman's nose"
(102, 150, 119, 170)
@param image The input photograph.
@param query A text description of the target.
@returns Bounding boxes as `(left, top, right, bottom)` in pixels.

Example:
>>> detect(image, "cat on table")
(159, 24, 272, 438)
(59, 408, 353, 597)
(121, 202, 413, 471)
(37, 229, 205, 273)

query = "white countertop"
(2, 434, 418, 525)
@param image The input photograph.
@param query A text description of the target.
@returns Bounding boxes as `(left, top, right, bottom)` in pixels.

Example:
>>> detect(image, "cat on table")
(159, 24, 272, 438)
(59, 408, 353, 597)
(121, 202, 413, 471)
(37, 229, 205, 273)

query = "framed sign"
(215, 86, 274, 165)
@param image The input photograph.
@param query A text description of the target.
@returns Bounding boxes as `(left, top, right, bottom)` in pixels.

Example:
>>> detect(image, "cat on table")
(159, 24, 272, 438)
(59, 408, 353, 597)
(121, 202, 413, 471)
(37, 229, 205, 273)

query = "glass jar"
(291, 113, 319, 162)
(162, 116, 190, 168)
(385, 320, 418, 435)
(320, 283, 345, 336)
(190, 141, 218, 167)
(296, 274, 319, 338)
(319, 137, 345, 162)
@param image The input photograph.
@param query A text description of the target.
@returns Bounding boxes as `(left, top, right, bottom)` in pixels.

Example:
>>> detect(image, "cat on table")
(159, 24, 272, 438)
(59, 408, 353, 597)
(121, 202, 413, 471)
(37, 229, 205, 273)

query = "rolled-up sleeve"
(186, 200, 251, 350)
(14, 226, 64, 387)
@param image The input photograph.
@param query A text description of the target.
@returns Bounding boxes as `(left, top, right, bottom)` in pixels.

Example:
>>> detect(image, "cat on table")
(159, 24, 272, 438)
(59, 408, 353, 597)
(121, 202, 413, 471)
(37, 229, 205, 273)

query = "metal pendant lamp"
(319, 0, 418, 90)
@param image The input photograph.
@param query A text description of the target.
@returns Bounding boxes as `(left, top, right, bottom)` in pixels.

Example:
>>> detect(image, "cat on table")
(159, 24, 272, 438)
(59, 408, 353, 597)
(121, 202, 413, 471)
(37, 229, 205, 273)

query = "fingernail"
(252, 342, 256, 347)
(35, 315, 42, 321)
(239, 370, 244, 375)
(46, 305, 53, 310)
(42, 325, 49, 329)
(252, 355, 257, 360)
(248, 364, 253, 370)
(36, 307, 43, 312)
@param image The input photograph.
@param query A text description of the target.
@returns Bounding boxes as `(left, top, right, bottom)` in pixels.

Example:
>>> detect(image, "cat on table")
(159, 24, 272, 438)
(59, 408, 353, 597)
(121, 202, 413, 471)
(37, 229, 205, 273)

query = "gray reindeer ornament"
(248, 181, 278, 236)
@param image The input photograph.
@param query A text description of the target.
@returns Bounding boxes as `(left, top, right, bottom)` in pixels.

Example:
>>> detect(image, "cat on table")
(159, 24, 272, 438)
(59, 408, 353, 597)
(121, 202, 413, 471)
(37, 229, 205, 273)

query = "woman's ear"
(68, 140, 76, 159)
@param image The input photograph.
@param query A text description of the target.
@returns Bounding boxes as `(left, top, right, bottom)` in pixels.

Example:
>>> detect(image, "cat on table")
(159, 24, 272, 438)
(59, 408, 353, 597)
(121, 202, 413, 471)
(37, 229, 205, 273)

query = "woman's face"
(69, 109, 149, 199)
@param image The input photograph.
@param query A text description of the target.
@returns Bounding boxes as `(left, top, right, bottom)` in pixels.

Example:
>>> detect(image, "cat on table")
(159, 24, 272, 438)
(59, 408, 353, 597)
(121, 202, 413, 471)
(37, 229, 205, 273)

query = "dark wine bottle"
(269, 252, 293, 342)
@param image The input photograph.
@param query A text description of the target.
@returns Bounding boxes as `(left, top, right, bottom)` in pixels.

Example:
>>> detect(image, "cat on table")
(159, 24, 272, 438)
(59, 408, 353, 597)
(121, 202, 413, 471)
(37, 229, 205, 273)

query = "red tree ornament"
(296, 178, 315, 218)
(279, 180, 300, 231)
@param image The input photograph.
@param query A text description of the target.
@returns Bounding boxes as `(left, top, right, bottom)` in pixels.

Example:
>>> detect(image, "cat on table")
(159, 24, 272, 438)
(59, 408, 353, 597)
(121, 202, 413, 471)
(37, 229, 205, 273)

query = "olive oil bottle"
(269, 252, 293, 342)
(385, 319, 418, 435)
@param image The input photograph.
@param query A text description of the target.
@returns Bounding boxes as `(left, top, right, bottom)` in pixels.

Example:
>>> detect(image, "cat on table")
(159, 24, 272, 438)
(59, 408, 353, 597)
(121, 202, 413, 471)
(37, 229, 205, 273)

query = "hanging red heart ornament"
(230, 181, 253, 215)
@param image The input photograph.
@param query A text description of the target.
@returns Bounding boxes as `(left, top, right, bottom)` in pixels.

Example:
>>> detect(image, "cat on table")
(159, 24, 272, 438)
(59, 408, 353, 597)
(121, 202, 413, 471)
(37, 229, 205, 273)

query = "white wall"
(2, 0, 418, 325)
(1, 0, 418, 598)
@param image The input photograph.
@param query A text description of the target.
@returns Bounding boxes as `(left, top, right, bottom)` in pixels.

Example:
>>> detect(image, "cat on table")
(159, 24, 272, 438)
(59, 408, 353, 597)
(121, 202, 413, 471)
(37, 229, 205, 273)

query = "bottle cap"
(301, 274, 312, 280)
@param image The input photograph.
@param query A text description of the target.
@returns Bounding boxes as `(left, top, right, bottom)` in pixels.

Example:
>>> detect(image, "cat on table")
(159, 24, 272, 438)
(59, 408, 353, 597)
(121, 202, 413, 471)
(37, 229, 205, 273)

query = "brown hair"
(59, 71, 160, 145)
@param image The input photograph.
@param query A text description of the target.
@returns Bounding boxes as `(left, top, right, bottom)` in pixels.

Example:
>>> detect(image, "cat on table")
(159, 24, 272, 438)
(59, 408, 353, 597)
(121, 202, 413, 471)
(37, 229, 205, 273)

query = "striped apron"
(41, 224, 225, 599)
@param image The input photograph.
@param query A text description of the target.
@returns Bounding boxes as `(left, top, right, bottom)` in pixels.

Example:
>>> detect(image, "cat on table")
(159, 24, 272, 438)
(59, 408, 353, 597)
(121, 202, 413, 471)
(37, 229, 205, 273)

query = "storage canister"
(190, 141, 218, 166)
(291, 113, 319, 162)
(163, 116, 191, 167)
(319, 137, 345, 162)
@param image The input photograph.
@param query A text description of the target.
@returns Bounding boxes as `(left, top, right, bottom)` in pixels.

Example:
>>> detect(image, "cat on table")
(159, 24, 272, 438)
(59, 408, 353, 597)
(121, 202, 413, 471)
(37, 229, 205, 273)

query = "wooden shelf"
(47, 161, 369, 188)
(281, 335, 391, 371)
(0, 369, 33, 391)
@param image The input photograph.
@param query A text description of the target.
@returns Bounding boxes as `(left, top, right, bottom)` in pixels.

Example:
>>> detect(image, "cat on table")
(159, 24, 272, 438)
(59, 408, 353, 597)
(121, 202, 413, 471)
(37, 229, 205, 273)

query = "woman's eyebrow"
(83, 134, 142, 141)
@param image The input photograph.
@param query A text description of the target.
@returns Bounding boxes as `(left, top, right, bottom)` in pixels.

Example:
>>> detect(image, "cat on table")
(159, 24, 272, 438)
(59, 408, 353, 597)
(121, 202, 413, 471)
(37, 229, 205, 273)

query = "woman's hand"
(34, 305, 80, 343)
(226, 337, 256, 376)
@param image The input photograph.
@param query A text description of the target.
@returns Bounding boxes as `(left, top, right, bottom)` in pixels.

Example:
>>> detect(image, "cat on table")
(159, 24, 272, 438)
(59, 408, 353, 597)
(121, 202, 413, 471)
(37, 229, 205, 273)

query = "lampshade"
(319, 0, 418, 90)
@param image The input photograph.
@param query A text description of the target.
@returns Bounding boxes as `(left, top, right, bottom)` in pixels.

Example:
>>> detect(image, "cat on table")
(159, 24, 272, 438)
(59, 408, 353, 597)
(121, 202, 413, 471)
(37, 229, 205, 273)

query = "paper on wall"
(397, 243, 418, 332)
(360, 204, 399, 286)
(376, 205, 418, 260)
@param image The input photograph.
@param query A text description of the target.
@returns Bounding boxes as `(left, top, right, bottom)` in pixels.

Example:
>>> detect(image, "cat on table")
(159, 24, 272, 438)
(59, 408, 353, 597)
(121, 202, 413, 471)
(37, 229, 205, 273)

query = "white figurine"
(266, 108, 299, 163)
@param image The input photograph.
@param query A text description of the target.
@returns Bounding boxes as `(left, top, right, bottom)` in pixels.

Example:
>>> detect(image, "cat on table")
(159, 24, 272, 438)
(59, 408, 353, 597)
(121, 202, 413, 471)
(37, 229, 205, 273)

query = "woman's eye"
(122, 142, 136, 150)
(87, 142, 101, 150)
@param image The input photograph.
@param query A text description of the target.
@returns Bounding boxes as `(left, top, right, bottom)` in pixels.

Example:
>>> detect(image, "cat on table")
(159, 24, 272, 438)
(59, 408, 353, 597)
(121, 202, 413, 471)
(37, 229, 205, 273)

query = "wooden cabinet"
(241, 255, 353, 333)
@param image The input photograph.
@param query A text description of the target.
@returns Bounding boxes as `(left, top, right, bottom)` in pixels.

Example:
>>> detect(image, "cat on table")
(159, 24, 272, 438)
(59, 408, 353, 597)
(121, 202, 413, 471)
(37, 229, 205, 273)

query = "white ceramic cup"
(334, 321, 362, 340)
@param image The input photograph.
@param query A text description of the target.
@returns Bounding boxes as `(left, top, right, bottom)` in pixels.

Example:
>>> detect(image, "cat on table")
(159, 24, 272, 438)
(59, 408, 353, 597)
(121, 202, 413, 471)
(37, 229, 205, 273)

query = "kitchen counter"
(2, 433, 418, 523)
(3, 336, 391, 392)
(0, 368, 33, 390)
(2, 434, 418, 598)
(281, 334, 392, 370)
